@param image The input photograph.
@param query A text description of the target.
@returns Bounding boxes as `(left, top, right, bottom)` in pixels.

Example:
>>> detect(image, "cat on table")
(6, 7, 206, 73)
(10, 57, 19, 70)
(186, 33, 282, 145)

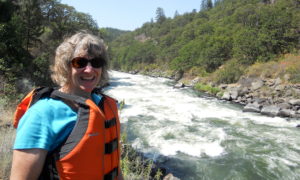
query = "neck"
(60, 86, 92, 99)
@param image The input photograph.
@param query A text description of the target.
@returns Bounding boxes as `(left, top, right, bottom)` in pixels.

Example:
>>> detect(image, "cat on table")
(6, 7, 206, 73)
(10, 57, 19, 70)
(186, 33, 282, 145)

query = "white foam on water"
(105, 71, 300, 160)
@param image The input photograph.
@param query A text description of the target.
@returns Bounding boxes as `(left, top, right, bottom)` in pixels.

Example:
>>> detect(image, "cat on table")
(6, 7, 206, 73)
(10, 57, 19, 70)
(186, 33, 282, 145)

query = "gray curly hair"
(51, 31, 109, 88)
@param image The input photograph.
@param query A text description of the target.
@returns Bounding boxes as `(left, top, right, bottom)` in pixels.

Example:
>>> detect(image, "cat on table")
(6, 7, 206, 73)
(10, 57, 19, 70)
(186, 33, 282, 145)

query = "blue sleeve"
(13, 98, 77, 151)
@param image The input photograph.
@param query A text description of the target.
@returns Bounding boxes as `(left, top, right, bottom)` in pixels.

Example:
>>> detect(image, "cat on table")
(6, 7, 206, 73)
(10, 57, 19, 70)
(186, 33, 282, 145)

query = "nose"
(83, 62, 93, 72)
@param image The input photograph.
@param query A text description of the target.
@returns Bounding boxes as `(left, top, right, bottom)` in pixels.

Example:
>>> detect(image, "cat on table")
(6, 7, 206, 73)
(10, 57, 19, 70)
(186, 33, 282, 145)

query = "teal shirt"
(13, 93, 102, 152)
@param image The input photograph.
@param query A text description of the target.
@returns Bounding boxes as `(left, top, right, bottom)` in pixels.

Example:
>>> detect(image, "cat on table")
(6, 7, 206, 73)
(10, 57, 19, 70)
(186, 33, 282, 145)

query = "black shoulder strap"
(29, 87, 54, 107)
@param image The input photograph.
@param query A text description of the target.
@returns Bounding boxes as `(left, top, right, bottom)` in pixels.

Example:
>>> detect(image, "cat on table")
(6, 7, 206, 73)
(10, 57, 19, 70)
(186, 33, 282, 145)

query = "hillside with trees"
(0, 0, 129, 102)
(108, 0, 300, 85)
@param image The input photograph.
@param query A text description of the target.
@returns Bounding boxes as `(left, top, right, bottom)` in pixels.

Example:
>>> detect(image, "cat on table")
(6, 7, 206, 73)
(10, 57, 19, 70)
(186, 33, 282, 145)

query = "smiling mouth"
(80, 76, 95, 81)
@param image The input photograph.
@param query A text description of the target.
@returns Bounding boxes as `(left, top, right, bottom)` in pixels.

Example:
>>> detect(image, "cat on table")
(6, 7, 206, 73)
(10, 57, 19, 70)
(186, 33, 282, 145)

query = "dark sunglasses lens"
(72, 58, 88, 68)
(71, 57, 105, 68)
(91, 58, 105, 68)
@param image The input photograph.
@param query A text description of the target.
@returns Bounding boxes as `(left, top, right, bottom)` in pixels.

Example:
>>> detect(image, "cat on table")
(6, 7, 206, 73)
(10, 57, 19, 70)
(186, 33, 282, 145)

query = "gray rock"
(163, 173, 181, 180)
(265, 79, 275, 86)
(274, 77, 282, 86)
(230, 90, 239, 100)
(251, 79, 264, 90)
(278, 109, 294, 117)
(289, 99, 300, 105)
(174, 83, 185, 88)
(243, 102, 262, 113)
(128, 70, 139, 74)
(277, 102, 292, 109)
(239, 87, 249, 96)
(275, 85, 285, 91)
(261, 105, 281, 117)
(221, 92, 231, 100)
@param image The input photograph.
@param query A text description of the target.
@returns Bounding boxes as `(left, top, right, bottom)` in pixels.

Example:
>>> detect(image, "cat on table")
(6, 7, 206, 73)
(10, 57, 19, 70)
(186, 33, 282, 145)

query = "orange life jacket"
(14, 87, 121, 180)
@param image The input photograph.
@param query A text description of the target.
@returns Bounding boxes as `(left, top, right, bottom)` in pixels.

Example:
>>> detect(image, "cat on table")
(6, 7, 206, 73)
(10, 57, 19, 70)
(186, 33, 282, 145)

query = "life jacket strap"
(105, 138, 118, 154)
(104, 167, 118, 180)
(105, 118, 116, 128)
(30, 87, 54, 107)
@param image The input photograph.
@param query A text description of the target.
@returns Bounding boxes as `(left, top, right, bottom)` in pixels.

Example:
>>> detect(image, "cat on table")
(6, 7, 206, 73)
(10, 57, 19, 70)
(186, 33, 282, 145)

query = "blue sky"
(60, 0, 202, 31)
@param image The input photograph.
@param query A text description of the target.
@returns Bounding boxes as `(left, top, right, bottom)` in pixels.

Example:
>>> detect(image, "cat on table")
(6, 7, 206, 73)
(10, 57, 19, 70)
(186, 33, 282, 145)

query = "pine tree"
(155, 7, 166, 24)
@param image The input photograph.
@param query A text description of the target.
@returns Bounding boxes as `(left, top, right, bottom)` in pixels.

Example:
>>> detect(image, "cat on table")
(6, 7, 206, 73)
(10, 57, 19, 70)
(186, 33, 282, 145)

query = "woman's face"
(68, 53, 102, 97)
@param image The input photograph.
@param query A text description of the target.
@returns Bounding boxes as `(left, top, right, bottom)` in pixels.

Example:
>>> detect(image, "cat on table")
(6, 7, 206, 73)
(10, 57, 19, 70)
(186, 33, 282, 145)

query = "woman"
(10, 32, 123, 180)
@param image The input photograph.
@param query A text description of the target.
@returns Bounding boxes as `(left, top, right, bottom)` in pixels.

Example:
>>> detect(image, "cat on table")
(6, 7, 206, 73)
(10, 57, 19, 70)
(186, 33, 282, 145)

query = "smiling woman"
(10, 31, 123, 180)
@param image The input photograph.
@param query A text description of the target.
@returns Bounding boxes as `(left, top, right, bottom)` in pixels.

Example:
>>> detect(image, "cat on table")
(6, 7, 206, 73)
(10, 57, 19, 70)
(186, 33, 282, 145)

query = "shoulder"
(29, 97, 73, 113)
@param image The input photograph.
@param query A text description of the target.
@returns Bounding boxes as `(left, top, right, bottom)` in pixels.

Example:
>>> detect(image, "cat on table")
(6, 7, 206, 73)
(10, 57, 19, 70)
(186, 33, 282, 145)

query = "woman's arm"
(10, 149, 48, 180)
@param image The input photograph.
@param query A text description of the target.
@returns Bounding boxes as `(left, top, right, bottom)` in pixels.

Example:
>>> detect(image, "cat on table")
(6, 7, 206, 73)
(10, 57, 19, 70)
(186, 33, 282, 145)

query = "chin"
(79, 87, 94, 93)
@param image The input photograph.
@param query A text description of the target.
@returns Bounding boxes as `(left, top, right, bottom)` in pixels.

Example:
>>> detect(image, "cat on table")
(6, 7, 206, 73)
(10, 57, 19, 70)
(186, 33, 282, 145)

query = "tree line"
(108, 0, 300, 83)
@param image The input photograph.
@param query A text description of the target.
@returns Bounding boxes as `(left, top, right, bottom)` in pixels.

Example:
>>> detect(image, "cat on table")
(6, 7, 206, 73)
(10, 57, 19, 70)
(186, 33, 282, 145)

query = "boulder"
(251, 79, 264, 91)
(278, 109, 294, 117)
(163, 173, 181, 180)
(173, 83, 185, 88)
(239, 87, 249, 96)
(243, 102, 262, 113)
(289, 99, 300, 106)
(128, 70, 139, 74)
(221, 91, 231, 100)
(275, 84, 285, 91)
(261, 105, 280, 117)
(277, 103, 292, 109)
(274, 77, 282, 86)
(230, 89, 239, 100)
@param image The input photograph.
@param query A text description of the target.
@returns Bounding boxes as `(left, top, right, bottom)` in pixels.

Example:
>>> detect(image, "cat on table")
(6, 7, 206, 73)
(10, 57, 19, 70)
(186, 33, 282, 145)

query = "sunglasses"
(71, 57, 106, 69)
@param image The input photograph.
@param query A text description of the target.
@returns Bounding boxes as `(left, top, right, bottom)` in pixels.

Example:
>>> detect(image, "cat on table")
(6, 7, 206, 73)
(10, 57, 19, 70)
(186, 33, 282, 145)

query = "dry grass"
(245, 54, 300, 81)
(0, 127, 15, 180)
(0, 100, 15, 180)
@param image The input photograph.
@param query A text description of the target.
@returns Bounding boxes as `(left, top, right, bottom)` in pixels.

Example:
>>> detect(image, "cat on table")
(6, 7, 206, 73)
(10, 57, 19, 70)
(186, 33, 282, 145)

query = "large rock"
(274, 77, 282, 86)
(174, 82, 185, 88)
(243, 102, 262, 113)
(277, 102, 292, 109)
(289, 99, 300, 106)
(230, 89, 239, 100)
(278, 109, 295, 117)
(275, 84, 285, 91)
(163, 173, 181, 180)
(251, 79, 264, 91)
(221, 91, 231, 100)
(261, 105, 280, 117)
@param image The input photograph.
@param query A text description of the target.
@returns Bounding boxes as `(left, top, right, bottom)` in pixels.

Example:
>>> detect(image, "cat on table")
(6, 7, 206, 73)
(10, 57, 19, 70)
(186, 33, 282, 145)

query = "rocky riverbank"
(127, 70, 300, 121)
(218, 76, 300, 119)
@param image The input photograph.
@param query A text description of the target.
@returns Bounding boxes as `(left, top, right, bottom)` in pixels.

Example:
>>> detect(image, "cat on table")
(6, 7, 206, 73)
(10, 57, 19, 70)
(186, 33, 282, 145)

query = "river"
(104, 71, 300, 180)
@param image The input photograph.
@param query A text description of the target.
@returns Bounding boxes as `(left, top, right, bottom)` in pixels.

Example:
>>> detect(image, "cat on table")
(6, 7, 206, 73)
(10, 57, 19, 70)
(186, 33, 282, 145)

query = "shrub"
(214, 59, 244, 84)
(194, 83, 220, 95)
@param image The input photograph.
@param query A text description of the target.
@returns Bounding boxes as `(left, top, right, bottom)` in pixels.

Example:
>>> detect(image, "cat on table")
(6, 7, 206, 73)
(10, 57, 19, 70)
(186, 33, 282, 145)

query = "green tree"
(155, 7, 166, 24)
(17, 0, 44, 51)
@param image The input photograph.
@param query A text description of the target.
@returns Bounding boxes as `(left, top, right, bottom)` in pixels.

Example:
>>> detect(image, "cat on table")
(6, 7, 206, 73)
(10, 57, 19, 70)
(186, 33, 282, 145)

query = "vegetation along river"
(104, 71, 300, 180)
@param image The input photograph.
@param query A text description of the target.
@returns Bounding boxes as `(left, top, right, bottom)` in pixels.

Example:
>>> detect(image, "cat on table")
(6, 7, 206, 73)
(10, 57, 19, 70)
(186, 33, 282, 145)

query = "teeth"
(81, 76, 94, 80)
